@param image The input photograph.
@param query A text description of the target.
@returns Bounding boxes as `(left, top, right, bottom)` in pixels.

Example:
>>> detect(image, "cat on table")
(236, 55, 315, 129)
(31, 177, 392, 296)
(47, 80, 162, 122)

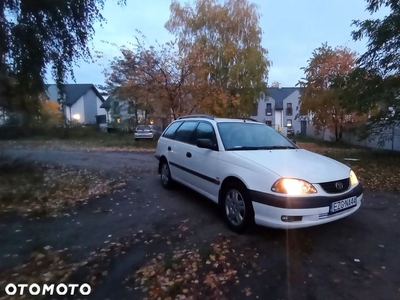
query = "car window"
(194, 122, 217, 146)
(136, 125, 151, 131)
(217, 122, 297, 150)
(163, 121, 182, 139)
(174, 121, 198, 143)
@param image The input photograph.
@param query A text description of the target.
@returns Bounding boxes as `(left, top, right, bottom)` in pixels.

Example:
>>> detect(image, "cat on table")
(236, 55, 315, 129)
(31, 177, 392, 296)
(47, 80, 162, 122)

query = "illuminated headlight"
(350, 170, 358, 186)
(271, 178, 317, 195)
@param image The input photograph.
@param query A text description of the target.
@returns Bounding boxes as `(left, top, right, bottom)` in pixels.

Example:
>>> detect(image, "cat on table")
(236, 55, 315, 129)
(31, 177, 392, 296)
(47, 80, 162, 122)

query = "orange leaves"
(0, 248, 76, 300)
(39, 98, 63, 126)
(299, 43, 358, 129)
(0, 161, 118, 216)
(133, 236, 260, 300)
(106, 0, 269, 119)
(109, 38, 223, 119)
(165, 0, 270, 117)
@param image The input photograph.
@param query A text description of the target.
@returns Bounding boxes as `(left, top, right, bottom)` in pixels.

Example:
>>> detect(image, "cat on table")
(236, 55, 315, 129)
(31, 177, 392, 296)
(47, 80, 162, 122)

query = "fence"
(305, 124, 400, 151)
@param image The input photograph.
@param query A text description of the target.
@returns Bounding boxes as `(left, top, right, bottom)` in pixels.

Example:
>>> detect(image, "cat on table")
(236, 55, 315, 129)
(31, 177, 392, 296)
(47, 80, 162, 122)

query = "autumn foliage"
(40, 99, 63, 126)
(105, 40, 223, 121)
(298, 43, 358, 141)
(104, 0, 270, 120)
(345, 0, 400, 139)
(0, 0, 126, 120)
(165, 0, 270, 117)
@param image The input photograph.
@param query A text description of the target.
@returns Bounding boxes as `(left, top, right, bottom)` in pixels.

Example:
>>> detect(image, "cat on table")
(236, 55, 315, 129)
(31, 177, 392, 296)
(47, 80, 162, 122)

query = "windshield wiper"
(226, 145, 296, 151)
(259, 145, 297, 150)
(225, 146, 261, 151)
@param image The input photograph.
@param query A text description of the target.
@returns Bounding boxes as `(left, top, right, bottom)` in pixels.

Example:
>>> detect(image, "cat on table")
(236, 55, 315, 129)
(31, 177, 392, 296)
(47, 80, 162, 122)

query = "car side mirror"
(197, 138, 214, 150)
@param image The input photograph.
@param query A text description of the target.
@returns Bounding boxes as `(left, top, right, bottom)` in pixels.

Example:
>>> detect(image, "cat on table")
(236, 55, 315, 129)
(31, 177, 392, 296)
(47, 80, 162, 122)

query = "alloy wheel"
(224, 189, 246, 226)
(161, 163, 170, 186)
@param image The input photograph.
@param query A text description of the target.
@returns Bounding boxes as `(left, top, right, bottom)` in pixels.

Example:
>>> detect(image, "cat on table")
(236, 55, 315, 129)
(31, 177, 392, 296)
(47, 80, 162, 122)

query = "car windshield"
(217, 122, 297, 150)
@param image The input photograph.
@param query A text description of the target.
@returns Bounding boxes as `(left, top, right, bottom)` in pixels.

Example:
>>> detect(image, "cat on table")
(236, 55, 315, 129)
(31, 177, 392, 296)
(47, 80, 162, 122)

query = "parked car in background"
(155, 114, 363, 233)
(134, 125, 161, 140)
(287, 126, 294, 136)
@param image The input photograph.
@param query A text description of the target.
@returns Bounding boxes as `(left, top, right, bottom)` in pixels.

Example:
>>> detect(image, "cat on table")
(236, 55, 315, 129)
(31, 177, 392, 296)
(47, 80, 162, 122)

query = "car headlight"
(271, 178, 317, 195)
(350, 170, 358, 186)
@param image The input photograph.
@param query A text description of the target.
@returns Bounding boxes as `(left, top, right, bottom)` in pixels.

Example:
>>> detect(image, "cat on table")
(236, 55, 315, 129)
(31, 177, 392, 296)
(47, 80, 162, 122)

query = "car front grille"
(319, 178, 350, 194)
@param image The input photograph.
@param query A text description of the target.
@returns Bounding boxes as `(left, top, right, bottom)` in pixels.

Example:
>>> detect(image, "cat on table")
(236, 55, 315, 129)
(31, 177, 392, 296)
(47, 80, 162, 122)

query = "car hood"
(231, 149, 350, 183)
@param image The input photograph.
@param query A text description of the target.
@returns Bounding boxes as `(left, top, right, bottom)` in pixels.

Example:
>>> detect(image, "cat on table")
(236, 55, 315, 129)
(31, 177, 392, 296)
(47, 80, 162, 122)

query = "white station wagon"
(155, 115, 363, 232)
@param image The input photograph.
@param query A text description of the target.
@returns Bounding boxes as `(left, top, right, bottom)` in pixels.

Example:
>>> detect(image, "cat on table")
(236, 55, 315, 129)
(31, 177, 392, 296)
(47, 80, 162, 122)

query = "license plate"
(329, 196, 357, 214)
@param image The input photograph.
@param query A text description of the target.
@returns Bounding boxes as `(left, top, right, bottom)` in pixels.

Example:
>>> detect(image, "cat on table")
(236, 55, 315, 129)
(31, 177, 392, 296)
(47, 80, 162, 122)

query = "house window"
(287, 119, 292, 127)
(128, 102, 135, 114)
(265, 120, 272, 127)
(286, 103, 293, 116)
(113, 101, 120, 114)
(265, 103, 272, 116)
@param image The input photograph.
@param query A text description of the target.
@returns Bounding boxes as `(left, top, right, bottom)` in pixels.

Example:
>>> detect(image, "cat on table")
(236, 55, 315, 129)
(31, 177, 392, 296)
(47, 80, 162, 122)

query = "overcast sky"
(48, 0, 388, 88)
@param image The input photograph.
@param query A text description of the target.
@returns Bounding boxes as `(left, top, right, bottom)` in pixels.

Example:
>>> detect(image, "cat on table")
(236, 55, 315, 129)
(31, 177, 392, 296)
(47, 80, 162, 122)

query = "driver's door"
(184, 121, 220, 201)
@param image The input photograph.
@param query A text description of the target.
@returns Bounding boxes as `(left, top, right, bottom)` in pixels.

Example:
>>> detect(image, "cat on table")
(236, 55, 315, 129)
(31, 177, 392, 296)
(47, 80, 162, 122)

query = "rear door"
(166, 121, 199, 183)
(157, 121, 182, 178)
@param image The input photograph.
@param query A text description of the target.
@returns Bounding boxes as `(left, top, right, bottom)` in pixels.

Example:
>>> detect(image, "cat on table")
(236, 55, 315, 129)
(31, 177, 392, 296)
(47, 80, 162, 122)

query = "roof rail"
(244, 118, 258, 122)
(177, 114, 214, 120)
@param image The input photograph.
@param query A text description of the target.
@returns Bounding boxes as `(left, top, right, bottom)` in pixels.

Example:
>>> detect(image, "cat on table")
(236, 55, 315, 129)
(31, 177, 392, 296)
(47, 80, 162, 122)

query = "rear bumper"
(250, 184, 363, 229)
(134, 135, 154, 139)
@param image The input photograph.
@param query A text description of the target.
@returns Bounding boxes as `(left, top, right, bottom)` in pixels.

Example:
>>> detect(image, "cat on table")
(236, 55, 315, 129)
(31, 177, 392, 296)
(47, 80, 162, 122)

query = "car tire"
(221, 182, 254, 233)
(160, 160, 174, 189)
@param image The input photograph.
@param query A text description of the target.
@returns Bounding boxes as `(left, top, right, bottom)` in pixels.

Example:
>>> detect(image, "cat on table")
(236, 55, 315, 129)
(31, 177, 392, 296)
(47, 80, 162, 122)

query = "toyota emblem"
(335, 182, 344, 190)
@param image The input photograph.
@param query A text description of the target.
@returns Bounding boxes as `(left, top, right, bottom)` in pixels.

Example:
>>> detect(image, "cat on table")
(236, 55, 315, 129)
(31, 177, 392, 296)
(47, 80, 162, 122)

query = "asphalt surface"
(1, 149, 400, 300)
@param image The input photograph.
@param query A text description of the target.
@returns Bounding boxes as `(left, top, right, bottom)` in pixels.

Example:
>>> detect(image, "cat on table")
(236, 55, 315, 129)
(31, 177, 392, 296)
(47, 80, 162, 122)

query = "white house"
(251, 87, 309, 135)
(45, 84, 107, 124)
(100, 93, 170, 130)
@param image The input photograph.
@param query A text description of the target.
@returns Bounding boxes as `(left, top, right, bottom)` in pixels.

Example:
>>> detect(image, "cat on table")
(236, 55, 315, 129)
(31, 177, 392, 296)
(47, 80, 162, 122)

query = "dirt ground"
(1, 149, 399, 300)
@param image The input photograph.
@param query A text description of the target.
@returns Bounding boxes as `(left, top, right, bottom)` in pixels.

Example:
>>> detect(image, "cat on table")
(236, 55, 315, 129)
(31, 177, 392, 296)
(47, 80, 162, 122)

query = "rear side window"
(163, 121, 182, 139)
(136, 125, 151, 131)
(174, 121, 198, 143)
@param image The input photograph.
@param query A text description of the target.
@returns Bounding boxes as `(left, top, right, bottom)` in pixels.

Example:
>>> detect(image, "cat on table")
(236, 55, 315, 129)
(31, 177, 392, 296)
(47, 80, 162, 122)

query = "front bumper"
(250, 184, 363, 229)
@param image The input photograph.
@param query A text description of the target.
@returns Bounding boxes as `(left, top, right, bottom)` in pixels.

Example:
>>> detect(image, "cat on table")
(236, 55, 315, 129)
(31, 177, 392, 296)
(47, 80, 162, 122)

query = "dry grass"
(0, 137, 157, 152)
(0, 156, 123, 216)
(298, 142, 400, 192)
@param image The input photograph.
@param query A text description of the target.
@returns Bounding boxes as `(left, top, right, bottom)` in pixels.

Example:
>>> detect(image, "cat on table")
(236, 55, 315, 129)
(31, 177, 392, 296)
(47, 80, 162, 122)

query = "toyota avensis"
(155, 115, 363, 232)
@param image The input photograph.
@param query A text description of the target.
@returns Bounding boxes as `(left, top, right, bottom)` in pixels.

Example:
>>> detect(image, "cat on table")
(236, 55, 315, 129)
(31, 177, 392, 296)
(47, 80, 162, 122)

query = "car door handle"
(168, 146, 171, 151)
(186, 152, 192, 158)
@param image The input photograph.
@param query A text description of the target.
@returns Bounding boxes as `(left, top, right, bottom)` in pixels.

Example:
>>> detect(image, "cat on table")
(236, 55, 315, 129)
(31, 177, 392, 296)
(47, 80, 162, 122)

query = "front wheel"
(160, 160, 174, 189)
(221, 183, 254, 233)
